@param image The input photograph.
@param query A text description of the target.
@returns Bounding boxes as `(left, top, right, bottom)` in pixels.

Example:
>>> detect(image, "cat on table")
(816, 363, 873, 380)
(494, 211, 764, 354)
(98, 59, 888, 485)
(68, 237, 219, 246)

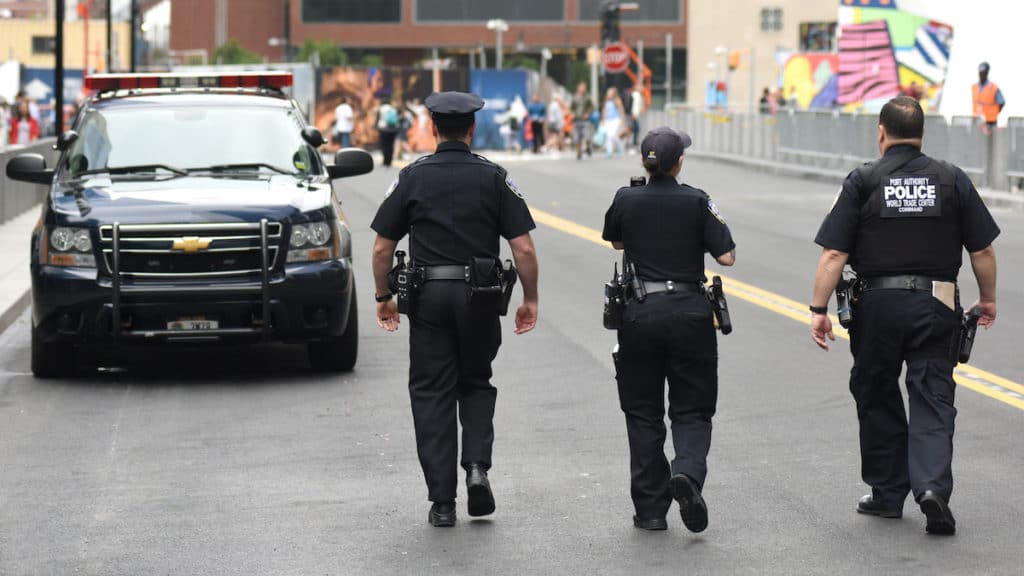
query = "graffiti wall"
(314, 67, 468, 151)
(781, 0, 953, 113)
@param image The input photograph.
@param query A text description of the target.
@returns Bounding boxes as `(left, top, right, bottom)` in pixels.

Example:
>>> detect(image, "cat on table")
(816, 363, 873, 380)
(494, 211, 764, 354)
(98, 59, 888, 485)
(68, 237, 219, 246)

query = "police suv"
(4, 72, 371, 377)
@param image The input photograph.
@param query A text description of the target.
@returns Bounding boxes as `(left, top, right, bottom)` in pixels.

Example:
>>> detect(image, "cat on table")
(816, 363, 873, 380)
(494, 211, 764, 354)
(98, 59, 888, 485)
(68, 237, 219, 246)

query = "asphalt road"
(1, 151, 1022, 575)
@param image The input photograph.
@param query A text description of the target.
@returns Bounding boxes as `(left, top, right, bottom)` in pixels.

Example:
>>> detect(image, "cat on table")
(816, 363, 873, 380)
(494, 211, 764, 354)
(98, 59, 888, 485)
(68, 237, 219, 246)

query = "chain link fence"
(643, 108, 1023, 191)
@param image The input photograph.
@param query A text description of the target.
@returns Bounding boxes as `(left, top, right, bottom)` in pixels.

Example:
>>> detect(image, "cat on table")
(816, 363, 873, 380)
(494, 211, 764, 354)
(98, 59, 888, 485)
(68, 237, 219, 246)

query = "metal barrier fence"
(643, 108, 1023, 191)
(0, 139, 57, 223)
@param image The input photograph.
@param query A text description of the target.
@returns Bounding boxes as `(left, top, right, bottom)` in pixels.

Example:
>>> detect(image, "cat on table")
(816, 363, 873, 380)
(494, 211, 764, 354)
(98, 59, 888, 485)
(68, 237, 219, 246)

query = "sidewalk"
(0, 207, 39, 334)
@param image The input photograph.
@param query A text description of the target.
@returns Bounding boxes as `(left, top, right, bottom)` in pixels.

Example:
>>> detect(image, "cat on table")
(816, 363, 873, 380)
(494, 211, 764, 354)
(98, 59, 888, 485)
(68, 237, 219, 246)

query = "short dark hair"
(436, 120, 473, 141)
(879, 95, 924, 139)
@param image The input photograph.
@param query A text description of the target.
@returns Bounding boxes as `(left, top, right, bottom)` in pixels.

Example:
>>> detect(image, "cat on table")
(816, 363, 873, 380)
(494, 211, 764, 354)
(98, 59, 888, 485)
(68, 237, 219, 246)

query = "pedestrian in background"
(602, 127, 736, 534)
(0, 98, 9, 149)
(972, 62, 1005, 134)
(371, 91, 540, 527)
(527, 94, 546, 154)
(810, 96, 1000, 536)
(570, 82, 594, 160)
(600, 87, 626, 157)
(545, 95, 565, 152)
(759, 88, 771, 114)
(9, 100, 39, 146)
(376, 98, 401, 168)
(629, 84, 644, 147)
(334, 96, 354, 148)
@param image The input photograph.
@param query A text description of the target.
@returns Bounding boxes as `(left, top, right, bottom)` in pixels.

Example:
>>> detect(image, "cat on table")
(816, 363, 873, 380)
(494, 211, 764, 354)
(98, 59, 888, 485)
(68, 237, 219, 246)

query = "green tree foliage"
(213, 39, 262, 65)
(296, 40, 349, 67)
(503, 54, 540, 71)
(360, 54, 384, 67)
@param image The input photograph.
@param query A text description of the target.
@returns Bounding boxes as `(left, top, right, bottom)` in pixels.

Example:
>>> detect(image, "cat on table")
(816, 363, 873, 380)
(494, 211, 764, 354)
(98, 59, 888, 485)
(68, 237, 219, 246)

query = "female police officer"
(601, 127, 736, 533)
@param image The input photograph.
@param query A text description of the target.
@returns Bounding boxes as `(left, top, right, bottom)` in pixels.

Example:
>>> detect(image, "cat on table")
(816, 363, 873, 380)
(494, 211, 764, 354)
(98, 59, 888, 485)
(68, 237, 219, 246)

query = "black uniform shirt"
(602, 174, 735, 282)
(815, 144, 1000, 261)
(371, 141, 536, 266)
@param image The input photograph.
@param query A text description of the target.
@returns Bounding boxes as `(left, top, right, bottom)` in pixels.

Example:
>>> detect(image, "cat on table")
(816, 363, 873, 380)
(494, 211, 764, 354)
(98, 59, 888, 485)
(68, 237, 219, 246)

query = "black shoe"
(633, 516, 668, 531)
(670, 474, 708, 533)
(428, 501, 456, 527)
(918, 491, 956, 535)
(856, 494, 903, 518)
(466, 463, 495, 517)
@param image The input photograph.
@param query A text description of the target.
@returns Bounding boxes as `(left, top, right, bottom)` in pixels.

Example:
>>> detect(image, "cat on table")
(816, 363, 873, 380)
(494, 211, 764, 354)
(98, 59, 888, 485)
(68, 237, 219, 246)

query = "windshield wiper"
(78, 164, 188, 177)
(193, 163, 301, 176)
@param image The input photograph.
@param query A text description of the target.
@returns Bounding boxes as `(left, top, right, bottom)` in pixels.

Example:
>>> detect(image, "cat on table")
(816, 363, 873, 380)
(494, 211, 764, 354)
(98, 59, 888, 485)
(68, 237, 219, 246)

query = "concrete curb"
(687, 151, 1024, 211)
(0, 289, 30, 336)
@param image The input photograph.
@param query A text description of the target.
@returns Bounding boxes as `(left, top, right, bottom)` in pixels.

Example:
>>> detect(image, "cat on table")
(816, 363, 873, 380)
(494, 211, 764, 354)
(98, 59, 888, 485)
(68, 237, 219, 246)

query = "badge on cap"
(646, 150, 657, 160)
(385, 175, 400, 197)
(708, 200, 726, 224)
(505, 173, 524, 199)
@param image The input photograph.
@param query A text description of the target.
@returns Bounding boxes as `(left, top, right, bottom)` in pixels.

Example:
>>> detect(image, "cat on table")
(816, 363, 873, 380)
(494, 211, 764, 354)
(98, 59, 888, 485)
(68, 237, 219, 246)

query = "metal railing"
(643, 108, 1024, 191)
(0, 139, 58, 223)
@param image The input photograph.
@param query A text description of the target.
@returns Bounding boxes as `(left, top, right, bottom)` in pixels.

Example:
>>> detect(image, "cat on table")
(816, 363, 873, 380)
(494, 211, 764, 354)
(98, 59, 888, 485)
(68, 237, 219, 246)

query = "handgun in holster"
(388, 250, 422, 316)
(467, 256, 517, 316)
(706, 276, 732, 335)
(957, 306, 983, 364)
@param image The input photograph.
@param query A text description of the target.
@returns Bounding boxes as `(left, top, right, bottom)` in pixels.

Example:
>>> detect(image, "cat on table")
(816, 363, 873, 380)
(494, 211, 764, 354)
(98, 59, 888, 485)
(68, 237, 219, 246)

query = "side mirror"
(54, 130, 79, 151)
(301, 127, 326, 148)
(327, 148, 374, 179)
(6, 154, 54, 185)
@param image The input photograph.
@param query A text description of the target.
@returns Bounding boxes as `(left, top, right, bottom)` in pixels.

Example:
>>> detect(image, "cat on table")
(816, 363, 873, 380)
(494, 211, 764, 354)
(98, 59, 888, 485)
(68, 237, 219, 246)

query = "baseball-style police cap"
(978, 62, 990, 73)
(424, 91, 484, 128)
(641, 126, 692, 171)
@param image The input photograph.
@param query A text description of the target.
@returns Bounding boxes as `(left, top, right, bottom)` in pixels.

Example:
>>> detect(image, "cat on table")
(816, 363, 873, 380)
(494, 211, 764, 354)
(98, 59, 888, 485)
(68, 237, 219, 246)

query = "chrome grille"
(99, 222, 282, 278)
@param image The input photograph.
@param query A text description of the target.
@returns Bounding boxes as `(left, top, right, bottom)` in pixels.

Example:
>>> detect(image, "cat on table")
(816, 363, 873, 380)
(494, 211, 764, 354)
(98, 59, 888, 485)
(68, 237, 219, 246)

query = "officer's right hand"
(377, 300, 400, 332)
(514, 301, 538, 335)
(972, 299, 997, 328)
(811, 313, 834, 351)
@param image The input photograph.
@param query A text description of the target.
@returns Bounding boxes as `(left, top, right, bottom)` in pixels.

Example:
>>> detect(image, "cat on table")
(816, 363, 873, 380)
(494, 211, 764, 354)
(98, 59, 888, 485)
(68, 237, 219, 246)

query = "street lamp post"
(486, 19, 508, 70)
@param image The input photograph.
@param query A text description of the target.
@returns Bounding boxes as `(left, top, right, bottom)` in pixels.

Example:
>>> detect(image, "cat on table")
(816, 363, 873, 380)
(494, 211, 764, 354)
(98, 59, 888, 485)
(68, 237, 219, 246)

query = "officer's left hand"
(377, 300, 400, 332)
(811, 313, 834, 351)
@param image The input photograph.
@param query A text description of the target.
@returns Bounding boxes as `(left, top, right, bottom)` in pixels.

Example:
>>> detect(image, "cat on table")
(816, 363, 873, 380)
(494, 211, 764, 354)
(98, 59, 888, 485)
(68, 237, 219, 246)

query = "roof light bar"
(84, 72, 293, 93)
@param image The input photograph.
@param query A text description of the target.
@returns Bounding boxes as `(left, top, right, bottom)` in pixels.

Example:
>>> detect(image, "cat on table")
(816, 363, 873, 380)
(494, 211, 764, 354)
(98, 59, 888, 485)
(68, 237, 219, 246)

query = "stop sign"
(602, 43, 630, 73)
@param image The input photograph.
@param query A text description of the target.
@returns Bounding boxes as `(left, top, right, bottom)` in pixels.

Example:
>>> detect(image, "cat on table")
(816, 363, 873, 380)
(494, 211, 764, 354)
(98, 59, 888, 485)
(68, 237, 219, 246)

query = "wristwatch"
(375, 293, 394, 303)
(809, 305, 828, 315)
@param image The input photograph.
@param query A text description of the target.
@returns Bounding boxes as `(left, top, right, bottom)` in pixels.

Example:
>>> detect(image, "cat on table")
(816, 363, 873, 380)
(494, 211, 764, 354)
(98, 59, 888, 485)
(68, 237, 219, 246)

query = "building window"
(31, 36, 56, 54)
(416, 0, 564, 22)
(799, 22, 836, 52)
(302, 0, 401, 23)
(577, 0, 681, 22)
(760, 7, 783, 32)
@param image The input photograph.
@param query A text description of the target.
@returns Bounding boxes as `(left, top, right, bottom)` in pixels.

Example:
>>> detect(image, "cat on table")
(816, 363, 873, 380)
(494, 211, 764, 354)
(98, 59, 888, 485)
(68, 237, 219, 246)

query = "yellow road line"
(530, 206, 1024, 412)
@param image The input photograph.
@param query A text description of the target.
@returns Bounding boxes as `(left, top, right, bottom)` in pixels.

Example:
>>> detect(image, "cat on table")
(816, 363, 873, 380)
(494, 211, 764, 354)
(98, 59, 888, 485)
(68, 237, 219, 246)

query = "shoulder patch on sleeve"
(385, 174, 400, 197)
(707, 199, 726, 224)
(505, 173, 524, 200)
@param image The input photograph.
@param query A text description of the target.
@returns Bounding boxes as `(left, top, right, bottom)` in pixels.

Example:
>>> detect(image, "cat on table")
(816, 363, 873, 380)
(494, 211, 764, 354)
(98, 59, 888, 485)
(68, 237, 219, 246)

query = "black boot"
(918, 491, 956, 535)
(671, 474, 708, 533)
(428, 501, 456, 527)
(856, 494, 903, 518)
(466, 463, 496, 517)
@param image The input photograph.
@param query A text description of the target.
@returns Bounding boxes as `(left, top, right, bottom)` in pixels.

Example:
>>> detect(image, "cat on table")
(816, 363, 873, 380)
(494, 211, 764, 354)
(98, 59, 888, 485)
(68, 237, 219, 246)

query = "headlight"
(287, 221, 336, 263)
(47, 227, 96, 267)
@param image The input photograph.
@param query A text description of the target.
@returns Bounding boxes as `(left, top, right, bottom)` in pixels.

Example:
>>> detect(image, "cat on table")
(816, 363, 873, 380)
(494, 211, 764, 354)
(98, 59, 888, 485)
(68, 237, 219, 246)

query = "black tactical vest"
(851, 149, 962, 279)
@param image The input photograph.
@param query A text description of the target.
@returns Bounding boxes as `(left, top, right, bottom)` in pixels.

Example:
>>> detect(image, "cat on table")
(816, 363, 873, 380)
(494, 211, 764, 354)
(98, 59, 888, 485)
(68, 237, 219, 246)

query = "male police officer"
(602, 127, 735, 533)
(370, 91, 540, 527)
(811, 96, 999, 535)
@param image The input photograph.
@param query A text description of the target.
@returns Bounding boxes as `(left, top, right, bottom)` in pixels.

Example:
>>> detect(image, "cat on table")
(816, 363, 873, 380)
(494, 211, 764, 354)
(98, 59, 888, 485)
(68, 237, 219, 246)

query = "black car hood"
(50, 175, 334, 226)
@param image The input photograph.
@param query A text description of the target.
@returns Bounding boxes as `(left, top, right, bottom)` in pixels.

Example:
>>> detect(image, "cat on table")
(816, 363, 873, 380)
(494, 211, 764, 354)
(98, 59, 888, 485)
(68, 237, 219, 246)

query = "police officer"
(811, 96, 999, 535)
(370, 91, 540, 527)
(601, 127, 736, 533)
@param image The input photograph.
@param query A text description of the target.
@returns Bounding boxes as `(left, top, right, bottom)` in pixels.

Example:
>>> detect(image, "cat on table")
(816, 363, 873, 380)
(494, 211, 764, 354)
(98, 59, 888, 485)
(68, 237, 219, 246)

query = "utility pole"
(56, 0, 65, 133)
(283, 0, 291, 62)
(665, 33, 672, 106)
(106, 0, 112, 71)
(129, 0, 137, 71)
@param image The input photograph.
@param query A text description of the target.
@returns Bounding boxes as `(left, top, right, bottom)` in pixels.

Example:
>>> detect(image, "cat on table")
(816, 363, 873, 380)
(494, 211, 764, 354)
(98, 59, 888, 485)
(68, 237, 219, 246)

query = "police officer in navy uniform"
(602, 127, 736, 533)
(370, 91, 540, 527)
(811, 96, 999, 535)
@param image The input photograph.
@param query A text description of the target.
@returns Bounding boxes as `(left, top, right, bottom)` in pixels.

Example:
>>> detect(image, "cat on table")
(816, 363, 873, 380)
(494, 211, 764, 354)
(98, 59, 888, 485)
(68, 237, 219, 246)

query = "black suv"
(5, 72, 372, 377)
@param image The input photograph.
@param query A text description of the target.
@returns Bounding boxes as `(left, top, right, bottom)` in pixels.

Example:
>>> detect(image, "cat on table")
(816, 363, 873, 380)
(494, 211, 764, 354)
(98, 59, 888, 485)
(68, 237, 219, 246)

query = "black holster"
(467, 256, 517, 316)
(706, 276, 732, 335)
(958, 306, 983, 364)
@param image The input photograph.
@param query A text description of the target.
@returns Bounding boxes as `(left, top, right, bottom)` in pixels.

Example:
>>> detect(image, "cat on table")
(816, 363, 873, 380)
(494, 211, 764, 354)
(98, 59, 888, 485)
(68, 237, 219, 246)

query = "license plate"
(167, 318, 219, 331)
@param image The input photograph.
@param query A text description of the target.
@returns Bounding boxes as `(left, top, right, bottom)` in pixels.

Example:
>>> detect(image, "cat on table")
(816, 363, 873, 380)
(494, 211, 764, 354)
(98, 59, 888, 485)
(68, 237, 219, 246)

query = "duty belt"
(859, 275, 953, 292)
(422, 265, 470, 282)
(641, 280, 703, 295)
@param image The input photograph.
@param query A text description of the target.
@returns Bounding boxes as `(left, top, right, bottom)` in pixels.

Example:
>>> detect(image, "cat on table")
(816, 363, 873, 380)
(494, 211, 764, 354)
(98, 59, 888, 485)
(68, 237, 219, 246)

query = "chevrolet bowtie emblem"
(172, 236, 212, 253)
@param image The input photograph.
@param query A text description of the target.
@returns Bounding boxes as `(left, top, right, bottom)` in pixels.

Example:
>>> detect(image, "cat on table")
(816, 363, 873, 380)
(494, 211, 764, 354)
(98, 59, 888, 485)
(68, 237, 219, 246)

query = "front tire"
(31, 324, 77, 379)
(307, 290, 358, 372)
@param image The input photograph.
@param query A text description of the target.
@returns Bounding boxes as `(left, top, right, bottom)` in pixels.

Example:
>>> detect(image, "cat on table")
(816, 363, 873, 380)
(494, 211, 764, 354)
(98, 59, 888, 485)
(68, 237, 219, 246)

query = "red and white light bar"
(84, 72, 293, 92)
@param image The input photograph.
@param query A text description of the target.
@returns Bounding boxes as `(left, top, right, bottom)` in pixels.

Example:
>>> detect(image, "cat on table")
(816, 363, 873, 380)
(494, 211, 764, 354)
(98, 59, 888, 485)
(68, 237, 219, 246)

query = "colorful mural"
(780, 0, 953, 113)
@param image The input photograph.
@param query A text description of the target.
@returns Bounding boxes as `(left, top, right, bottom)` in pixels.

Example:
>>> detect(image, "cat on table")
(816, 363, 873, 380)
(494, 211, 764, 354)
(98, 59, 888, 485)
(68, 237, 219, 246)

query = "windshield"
(64, 103, 317, 178)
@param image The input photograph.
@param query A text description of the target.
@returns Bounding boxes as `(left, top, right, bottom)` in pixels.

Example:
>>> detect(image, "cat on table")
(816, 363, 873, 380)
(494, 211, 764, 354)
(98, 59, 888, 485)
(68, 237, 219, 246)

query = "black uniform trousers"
(408, 281, 501, 503)
(615, 291, 718, 519)
(848, 288, 960, 509)
(379, 130, 398, 167)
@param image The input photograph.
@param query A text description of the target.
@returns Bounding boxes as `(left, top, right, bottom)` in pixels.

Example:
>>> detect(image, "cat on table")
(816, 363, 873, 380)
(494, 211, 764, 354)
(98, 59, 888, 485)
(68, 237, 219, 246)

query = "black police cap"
(641, 126, 692, 172)
(425, 91, 484, 127)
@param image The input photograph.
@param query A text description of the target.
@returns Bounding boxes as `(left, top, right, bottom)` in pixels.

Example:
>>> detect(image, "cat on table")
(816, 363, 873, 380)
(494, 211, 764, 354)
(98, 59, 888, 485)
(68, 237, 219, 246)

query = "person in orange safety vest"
(972, 62, 1005, 128)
